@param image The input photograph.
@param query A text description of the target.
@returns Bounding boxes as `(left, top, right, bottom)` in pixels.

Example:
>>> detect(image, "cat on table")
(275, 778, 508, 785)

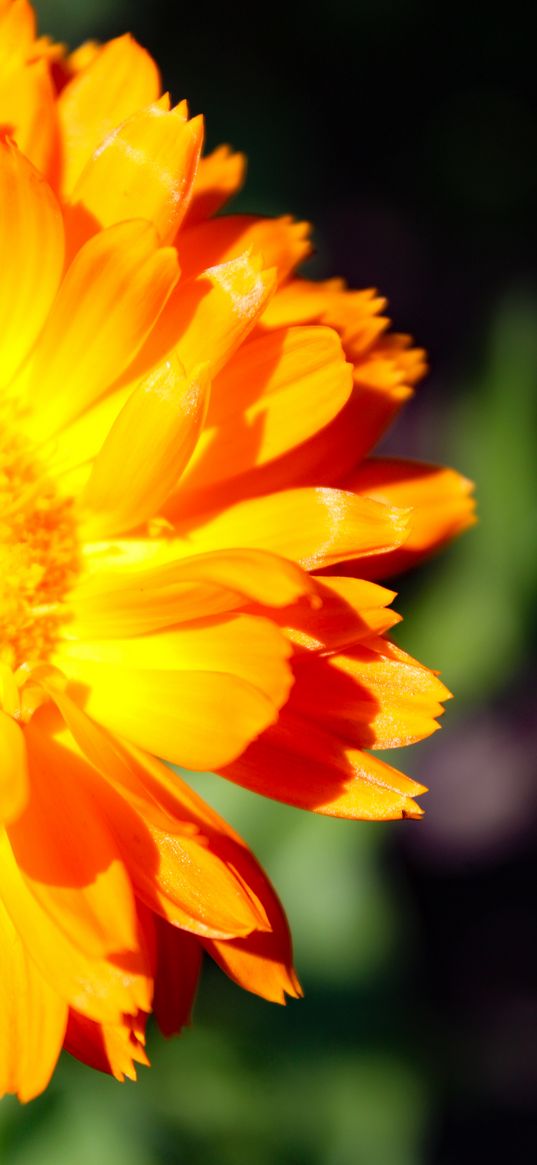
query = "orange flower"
(0, 0, 474, 1100)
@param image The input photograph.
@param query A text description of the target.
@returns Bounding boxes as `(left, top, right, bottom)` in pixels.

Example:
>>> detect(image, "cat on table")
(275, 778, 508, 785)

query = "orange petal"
(57, 34, 160, 193)
(259, 278, 385, 337)
(288, 637, 450, 750)
(292, 377, 411, 485)
(53, 613, 293, 769)
(34, 692, 275, 940)
(179, 326, 352, 494)
(55, 41, 103, 86)
(222, 711, 426, 820)
(68, 548, 312, 638)
(0, 711, 28, 825)
(50, 664, 424, 824)
(351, 331, 427, 385)
(153, 918, 202, 1036)
(0, 137, 64, 389)
(178, 215, 311, 283)
(82, 359, 210, 537)
(19, 219, 179, 437)
(206, 327, 347, 428)
(65, 1008, 149, 1082)
(204, 853, 302, 1004)
(0, 56, 59, 183)
(265, 576, 401, 654)
(185, 144, 246, 224)
(7, 710, 139, 960)
(41, 689, 235, 835)
(261, 281, 425, 396)
(320, 335, 427, 478)
(219, 375, 408, 498)
(253, 282, 426, 485)
(310, 341, 423, 476)
(0, 826, 152, 1023)
(164, 487, 409, 570)
(70, 98, 204, 244)
(0, 895, 67, 1101)
(343, 458, 476, 577)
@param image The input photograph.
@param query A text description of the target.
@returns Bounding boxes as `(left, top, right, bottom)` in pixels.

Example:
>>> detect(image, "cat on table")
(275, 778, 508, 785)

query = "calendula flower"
(0, 0, 475, 1101)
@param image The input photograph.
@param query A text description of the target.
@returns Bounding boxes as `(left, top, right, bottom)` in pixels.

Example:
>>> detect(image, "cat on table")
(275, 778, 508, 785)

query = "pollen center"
(0, 421, 79, 671)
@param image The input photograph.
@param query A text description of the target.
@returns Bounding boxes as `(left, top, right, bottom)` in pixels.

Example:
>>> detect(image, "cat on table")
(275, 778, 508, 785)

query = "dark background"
(1, 2, 536, 1162)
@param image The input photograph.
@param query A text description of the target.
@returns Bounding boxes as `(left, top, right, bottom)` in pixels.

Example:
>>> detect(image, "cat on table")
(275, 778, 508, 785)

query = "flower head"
(0, 0, 474, 1100)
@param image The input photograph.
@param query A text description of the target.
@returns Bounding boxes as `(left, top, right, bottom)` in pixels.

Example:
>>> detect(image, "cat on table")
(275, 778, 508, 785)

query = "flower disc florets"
(0, 419, 78, 672)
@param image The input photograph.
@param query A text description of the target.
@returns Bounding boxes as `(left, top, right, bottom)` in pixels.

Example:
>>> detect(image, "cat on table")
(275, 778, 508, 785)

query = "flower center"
(0, 418, 79, 673)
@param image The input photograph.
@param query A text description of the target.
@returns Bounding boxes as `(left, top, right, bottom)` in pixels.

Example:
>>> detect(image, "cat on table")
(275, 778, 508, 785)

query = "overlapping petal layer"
(0, 6, 474, 1101)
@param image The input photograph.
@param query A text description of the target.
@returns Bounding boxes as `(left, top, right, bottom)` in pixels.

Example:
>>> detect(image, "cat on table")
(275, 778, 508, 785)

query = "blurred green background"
(2, 2, 536, 1162)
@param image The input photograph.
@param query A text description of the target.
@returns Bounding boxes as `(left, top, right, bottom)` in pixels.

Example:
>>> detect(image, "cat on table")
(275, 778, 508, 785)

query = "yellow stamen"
(0, 416, 79, 673)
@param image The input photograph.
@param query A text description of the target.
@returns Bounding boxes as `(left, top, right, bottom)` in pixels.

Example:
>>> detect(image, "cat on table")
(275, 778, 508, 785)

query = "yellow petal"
(82, 359, 210, 537)
(176, 253, 276, 374)
(0, 0, 36, 57)
(0, 137, 64, 389)
(53, 614, 293, 769)
(164, 487, 410, 569)
(0, 664, 20, 718)
(68, 548, 312, 638)
(19, 219, 179, 437)
(47, 383, 133, 493)
(70, 98, 204, 244)
(58, 34, 160, 193)
(0, 895, 67, 1102)
(0, 711, 28, 825)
